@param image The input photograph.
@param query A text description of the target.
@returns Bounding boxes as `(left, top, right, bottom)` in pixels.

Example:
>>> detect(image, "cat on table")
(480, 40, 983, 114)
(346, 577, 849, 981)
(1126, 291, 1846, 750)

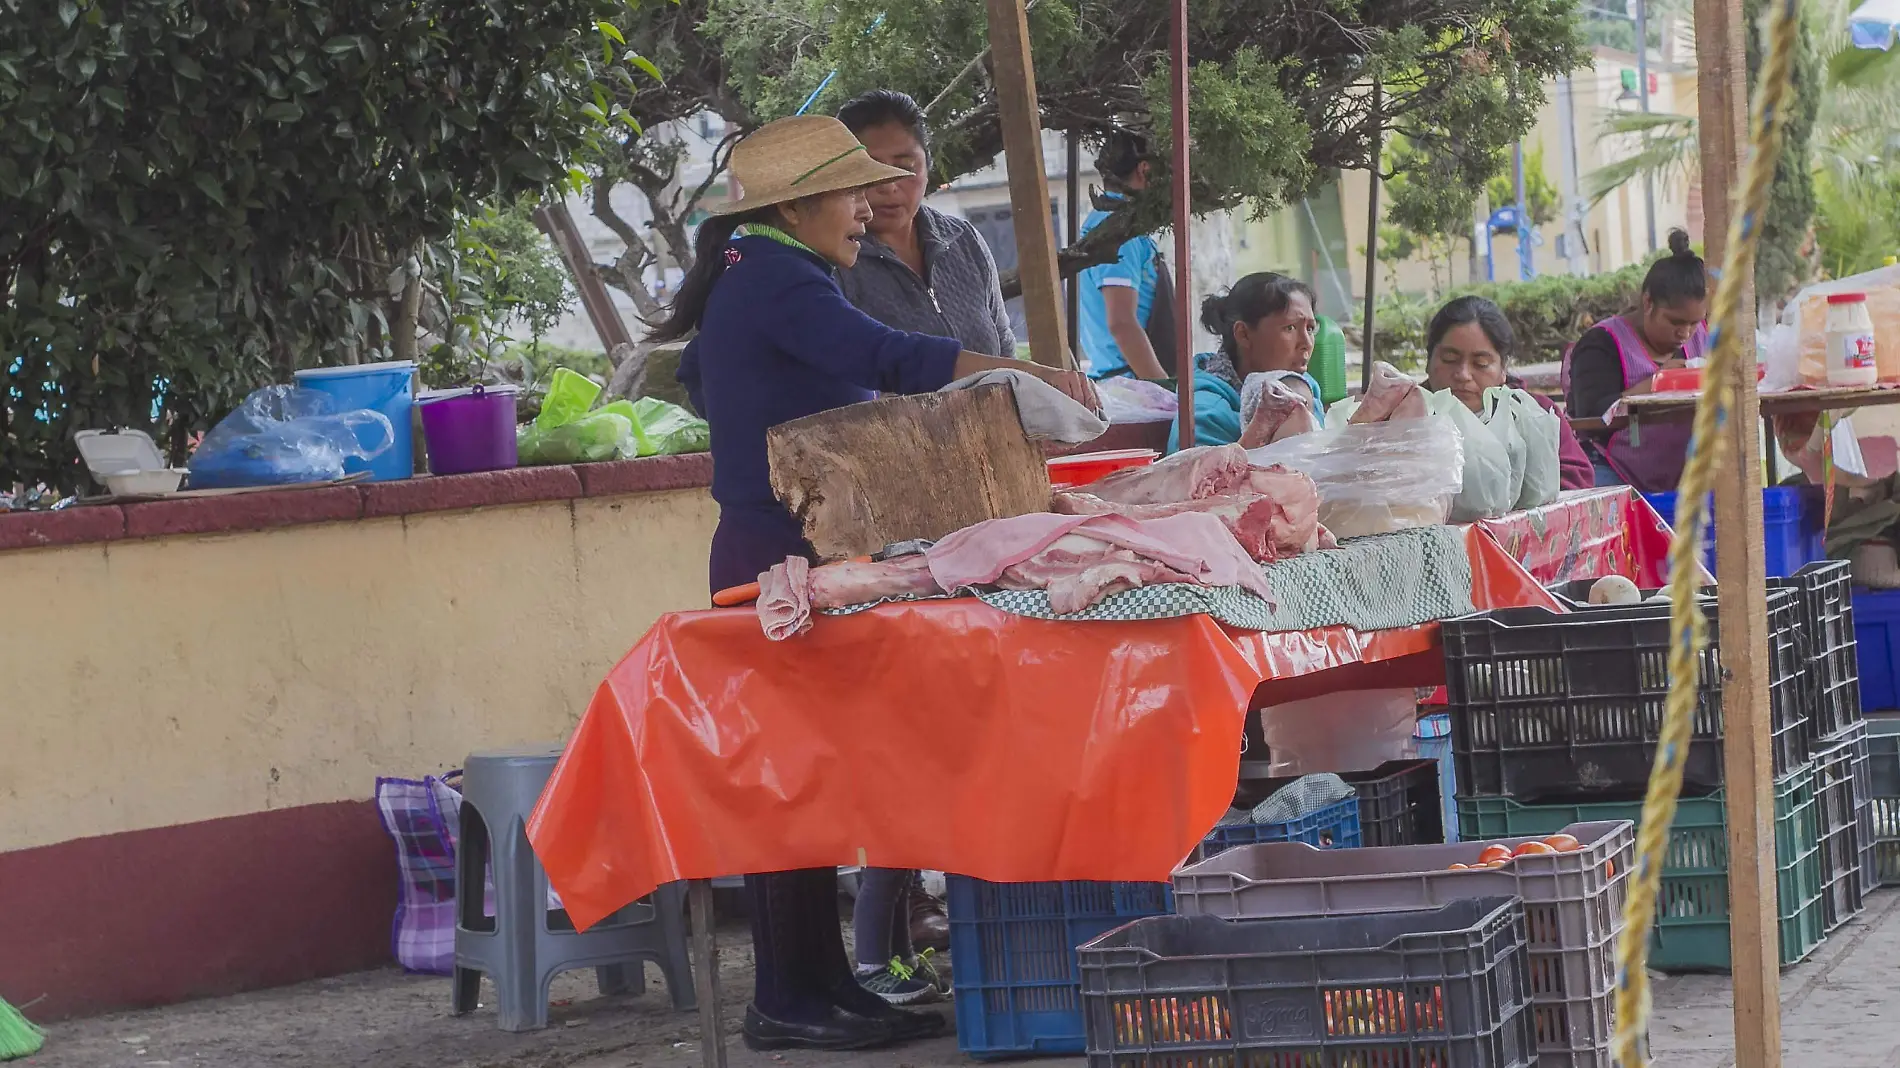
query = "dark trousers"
(712, 508, 853, 1021)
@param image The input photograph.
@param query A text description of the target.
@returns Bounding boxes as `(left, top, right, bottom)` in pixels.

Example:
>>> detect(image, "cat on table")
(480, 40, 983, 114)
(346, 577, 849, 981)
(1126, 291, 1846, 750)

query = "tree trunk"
(765, 383, 1050, 560)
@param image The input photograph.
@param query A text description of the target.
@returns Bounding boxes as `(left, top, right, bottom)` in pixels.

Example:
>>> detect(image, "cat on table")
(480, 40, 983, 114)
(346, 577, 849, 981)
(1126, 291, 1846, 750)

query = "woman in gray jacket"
(837, 90, 1017, 359)
(830, 89, 1014, 1010)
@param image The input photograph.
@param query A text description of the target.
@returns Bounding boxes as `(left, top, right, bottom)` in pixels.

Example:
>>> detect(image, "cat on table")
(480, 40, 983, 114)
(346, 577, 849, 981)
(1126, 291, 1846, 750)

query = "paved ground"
(19, 891, 1900, 1068)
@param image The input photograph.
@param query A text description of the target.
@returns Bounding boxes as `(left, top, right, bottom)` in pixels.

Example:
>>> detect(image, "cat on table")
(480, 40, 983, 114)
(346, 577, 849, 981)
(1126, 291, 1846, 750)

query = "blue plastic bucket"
(292, 361, 416, 481)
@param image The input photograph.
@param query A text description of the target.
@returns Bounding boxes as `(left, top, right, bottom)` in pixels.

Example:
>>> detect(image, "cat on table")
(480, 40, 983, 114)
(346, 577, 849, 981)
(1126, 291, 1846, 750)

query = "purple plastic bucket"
(419, 384, 520, 476)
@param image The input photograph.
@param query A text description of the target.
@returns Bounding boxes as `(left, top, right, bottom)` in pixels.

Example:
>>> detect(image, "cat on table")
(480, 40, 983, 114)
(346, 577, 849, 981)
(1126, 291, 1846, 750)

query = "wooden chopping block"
(766, 383, 1051, 560)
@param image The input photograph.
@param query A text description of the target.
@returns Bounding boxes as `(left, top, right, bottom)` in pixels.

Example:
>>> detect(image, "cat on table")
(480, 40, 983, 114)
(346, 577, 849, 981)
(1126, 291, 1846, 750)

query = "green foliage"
(1811, 4, 1900, 279)
(1745, 0, 1822, 301)
(703, 0, 1586, 237)
(2, 0, 650, 493)
(1375, 259, 1651, 368)
(420, 198, 576, 388)
(1487, 143, 1561, 227)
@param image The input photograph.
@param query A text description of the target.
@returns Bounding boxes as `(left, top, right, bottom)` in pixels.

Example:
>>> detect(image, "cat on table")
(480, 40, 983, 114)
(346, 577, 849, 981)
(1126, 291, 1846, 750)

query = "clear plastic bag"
(1426, 390, 1516, 521)
(187, 385, 394, 489)
(1096, 377, 1179, 423)
(1246, 416, 1465, 538)
(1262, 688, 1419, 777)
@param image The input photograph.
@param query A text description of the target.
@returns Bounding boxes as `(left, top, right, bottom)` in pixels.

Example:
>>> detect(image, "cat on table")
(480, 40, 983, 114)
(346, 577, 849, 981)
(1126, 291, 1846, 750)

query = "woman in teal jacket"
(1169, 272, 1322, 451)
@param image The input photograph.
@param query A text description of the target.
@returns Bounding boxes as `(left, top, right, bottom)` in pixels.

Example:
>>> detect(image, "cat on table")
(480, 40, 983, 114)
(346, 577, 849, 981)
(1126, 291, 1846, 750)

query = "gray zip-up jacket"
(837, 205, 1017, 358)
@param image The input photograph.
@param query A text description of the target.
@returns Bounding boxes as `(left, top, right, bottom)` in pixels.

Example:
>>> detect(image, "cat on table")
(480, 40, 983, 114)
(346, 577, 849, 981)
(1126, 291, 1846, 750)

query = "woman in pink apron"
(1564, 229, 1711, 492)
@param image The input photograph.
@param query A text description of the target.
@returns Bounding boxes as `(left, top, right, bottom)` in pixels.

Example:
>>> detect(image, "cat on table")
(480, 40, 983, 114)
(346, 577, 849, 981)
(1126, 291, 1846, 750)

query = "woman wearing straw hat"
(656, 115, 1097, 1052)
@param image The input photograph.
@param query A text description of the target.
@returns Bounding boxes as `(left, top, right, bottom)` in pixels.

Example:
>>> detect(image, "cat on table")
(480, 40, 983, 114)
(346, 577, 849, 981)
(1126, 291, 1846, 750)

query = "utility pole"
(1635, 0, 1659, 252)
(1513, 141, 1534, 281)
(1555, 74, 1589, 276)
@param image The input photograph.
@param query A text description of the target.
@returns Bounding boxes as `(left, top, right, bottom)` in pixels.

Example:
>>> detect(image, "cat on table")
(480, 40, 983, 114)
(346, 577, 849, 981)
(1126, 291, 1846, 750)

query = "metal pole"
(1066, 133, 1082, 361)
(1514, 141, 1535, 281)
(1170, 0, 1195, 446)
(1635, 0, 1658, 252)
(1555, 74, 1588, 276)
(1359, 80, 1383, 394)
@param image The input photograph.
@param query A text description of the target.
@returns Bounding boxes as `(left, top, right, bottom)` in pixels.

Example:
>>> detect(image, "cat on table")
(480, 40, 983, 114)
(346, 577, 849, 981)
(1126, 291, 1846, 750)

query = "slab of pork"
(1238, 379, 1320, 449)
(1052, 464, 1327, 561)
(1080, 444, 1254, 505)
(1352, 362, 1430, 424)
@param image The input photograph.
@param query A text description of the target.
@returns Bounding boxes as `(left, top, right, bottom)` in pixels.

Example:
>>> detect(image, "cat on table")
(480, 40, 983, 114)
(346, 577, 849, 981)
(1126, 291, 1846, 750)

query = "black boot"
(801, 868, 948, 1042)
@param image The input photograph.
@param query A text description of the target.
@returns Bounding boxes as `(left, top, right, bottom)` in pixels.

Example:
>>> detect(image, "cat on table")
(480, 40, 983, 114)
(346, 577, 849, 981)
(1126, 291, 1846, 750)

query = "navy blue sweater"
(677, 235, 963, 518)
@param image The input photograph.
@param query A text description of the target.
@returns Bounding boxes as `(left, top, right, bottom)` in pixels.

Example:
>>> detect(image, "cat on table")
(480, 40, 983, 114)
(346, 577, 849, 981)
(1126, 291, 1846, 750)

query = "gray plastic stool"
(451, 744, 696, 1031)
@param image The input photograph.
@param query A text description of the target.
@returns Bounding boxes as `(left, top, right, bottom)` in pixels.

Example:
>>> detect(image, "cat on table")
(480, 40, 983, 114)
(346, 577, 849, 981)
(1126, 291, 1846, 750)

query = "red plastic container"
(1047, 449, 1157, 489)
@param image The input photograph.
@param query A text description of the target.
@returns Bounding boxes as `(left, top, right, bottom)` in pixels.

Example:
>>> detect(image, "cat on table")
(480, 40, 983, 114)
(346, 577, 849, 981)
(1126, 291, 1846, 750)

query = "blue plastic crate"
(1644, 486, 1824, 578)
(1199, 794, 1362, 861)
(946, 877, 1172, 1060)
(1856, 588, 1900, 714)
(1417, 712, 1461, 841)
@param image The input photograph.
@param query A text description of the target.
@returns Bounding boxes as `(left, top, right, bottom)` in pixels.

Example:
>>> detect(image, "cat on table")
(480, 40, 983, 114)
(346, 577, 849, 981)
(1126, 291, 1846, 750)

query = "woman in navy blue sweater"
(655, 116, 1094, 1053)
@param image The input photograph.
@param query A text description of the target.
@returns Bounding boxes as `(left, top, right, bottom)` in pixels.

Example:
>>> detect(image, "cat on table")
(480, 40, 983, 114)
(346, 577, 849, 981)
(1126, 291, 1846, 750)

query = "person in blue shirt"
(661, 116, 1095, 1054)
(1170, 272, 1321, 452)
(1076, 133, 1173, 380)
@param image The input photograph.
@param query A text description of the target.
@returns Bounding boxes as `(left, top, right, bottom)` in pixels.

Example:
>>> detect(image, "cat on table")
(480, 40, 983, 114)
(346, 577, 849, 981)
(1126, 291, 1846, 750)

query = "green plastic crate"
(1457, 767, 1825, 971)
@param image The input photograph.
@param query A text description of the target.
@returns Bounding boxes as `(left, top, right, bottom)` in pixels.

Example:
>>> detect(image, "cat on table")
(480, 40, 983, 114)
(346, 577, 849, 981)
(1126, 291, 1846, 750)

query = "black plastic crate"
(1774, 561, 1862, 749)
(1233, 760, 1444, 847)
(1442, 589, 1806, 801)
(1079, 897, 1535, 1068)
(1814, 723, 1869, 933)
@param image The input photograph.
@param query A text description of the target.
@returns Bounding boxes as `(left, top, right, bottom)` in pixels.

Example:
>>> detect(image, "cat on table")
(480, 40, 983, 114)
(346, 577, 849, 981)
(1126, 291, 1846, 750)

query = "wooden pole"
(1066, 133, 1082, 362)
(1696, 1, 1779, 1066)
(1169, 0, 1194, 448)
(688, 879, 727, 1068)
(984, 0, 1072, 368)
(1360, 81, 1383, 393)
(535, 203, 635, 352)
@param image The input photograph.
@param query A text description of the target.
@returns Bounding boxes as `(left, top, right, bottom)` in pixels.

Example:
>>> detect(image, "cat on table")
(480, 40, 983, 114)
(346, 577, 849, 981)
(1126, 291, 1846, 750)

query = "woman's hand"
(1034, 366, 1103, 417)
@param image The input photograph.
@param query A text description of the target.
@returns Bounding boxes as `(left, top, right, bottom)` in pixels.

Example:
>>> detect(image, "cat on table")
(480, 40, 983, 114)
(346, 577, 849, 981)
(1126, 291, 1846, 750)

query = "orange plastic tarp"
(528, 525, 1558, 930)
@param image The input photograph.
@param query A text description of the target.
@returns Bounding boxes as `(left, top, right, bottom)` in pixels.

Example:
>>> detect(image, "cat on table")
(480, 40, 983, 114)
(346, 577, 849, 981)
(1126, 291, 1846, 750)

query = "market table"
(1569, 383, 1900, 480)
(527, 524, 1563, 929)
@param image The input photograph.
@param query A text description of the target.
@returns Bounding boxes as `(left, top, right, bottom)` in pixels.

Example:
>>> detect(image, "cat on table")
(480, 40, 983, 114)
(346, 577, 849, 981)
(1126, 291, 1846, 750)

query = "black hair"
(1094, 131, 1150, 189)
(1198, 272, 1315, 359)
(1426, 296, 1516, 365)
(836, 89, 931, 164)
(1642, 228, 1707, 308)
(645, 206, 778, 343)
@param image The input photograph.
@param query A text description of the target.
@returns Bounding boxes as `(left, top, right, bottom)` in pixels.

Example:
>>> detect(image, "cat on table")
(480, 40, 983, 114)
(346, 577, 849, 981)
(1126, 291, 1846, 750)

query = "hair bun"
(1667, 228, 1696, 259)
(1198, 292, 1230, 336)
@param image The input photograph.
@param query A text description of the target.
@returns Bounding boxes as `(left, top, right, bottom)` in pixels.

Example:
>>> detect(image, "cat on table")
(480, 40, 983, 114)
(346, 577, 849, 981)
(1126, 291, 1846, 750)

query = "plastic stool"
(451, 745, 695, 1031)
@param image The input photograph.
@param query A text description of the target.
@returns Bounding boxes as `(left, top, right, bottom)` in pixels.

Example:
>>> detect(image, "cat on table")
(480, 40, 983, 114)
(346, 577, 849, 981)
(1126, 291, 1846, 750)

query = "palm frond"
(1583, 111, 1699, 204)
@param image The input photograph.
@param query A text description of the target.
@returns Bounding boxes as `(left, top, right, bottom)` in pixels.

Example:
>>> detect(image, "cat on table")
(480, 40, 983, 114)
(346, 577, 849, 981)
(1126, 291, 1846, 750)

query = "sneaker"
(857, 956, 939, 1005)
(911, 947, 952, 996)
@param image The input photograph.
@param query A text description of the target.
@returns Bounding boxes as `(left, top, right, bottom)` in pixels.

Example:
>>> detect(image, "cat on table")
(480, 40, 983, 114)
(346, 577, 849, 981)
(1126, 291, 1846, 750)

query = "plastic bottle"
(1826, 293, 1878, 388)
(1309, 315, 1348, 405)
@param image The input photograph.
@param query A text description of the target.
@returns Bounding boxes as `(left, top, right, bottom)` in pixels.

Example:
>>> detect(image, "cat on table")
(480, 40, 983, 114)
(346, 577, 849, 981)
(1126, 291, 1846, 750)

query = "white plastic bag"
(1500, 389, 1562, 509)
(1262, 688, 1420, 776)
(1247, 417, 1465, 538)
(1426, 390, 1516, 521)
(1479, 387, 1530, 506)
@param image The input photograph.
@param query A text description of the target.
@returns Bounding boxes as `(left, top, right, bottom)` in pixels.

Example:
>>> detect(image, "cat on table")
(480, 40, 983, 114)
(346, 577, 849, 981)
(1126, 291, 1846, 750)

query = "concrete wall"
(0, 468, 718, 1018)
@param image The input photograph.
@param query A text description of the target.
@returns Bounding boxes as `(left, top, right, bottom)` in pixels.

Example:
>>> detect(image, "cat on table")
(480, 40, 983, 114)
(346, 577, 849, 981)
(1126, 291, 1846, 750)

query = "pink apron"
(1564, 316, 1708, 494)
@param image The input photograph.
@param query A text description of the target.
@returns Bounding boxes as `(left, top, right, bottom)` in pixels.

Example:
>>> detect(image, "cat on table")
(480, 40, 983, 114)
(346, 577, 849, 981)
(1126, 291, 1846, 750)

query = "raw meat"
(1239, 378, 1320, 448)
(1080, 444, 1253, 505)
(757, 556, 814, 640)
(927, 510, 1274, 613)
(1052, 464, 1327, 563)
(996, 534, 1198, 614)
(756, 554, 943, 640)
(1351, 362, 1429, 424)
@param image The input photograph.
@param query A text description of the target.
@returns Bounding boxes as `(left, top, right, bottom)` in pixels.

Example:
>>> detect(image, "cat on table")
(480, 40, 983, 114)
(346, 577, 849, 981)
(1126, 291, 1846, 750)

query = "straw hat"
(713, 116, 912, 216)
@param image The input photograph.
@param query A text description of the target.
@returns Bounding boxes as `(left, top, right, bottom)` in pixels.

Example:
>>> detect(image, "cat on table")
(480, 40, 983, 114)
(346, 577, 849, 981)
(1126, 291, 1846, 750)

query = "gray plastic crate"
(1078, 897, 1536, 1068)
(1173, 820, 1633, 1068)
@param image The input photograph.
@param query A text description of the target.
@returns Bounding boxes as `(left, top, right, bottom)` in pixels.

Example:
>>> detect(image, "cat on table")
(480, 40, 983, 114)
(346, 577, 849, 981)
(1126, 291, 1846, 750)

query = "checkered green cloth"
(972, 525, 1473, 633)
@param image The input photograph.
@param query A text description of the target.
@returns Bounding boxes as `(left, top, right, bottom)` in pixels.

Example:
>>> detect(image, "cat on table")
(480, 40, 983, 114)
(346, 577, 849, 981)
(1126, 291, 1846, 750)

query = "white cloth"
(939, 369, 1108, 444)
